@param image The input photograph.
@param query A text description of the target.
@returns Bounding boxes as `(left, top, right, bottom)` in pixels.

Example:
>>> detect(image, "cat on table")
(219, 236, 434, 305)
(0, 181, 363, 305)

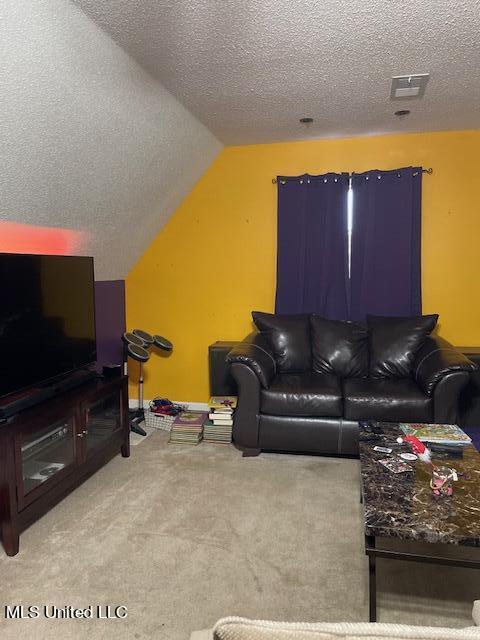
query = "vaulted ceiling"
(3, 1, 479, 280)
(73, 0, 480, 144)
(2, 0, 221, 279)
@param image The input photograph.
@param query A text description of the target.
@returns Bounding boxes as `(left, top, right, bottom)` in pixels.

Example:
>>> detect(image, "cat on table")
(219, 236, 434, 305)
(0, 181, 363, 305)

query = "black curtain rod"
(272, 167, 433, 184)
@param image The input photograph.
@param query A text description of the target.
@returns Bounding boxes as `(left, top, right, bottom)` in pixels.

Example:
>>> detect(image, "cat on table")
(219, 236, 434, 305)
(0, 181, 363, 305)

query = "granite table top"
(360, 423, 480, 546)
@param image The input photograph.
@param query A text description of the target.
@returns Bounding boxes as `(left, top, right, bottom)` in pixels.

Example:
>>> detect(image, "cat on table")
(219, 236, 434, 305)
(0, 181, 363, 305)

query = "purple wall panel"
(94, 280, 126, 369)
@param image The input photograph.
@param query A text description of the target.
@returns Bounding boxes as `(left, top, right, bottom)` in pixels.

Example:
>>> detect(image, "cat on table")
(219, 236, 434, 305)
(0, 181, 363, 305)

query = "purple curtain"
(275, 173, 349, 319)
(349, 167, 422, 321)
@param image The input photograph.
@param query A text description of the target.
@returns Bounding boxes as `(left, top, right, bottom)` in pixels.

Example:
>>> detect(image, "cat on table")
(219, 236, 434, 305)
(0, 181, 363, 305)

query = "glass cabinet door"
(85, 391, 122, 455)
(20, 417, 76, 501)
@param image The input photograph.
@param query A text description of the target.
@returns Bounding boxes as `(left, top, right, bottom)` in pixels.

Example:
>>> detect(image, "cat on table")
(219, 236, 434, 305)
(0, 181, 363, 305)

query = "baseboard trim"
(129, 399, 209, 411)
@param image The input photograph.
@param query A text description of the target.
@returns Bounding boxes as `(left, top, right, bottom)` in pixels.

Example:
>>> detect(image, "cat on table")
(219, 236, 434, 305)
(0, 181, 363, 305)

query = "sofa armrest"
(227, 332, 276, 389)
(414, 335, 476, 396)
(433, 371, 471, 424)
(229, 363, 262, 451)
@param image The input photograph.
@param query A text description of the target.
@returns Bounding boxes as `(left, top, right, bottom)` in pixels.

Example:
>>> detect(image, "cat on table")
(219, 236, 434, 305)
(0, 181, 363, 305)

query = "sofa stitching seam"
(414, 348, 466, 378)
(247, 342, 277, 372)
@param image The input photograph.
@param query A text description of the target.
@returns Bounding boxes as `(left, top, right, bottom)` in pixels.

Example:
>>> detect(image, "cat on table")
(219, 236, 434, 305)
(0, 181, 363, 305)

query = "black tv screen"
(0, 254, 97, 399)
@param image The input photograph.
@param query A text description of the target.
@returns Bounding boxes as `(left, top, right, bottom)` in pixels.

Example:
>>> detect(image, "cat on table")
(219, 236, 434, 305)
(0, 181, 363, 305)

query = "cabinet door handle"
(82, 430, 88, 435)
(77, 433, 84, 438)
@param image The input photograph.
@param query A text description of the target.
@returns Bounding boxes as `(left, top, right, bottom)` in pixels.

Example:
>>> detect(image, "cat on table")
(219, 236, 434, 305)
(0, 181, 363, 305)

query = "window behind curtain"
(275, 167, 422, 320)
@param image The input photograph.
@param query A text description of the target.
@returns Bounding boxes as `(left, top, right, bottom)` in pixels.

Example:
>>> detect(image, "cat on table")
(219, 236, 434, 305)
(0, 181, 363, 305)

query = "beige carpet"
(0, 431, 477, 640)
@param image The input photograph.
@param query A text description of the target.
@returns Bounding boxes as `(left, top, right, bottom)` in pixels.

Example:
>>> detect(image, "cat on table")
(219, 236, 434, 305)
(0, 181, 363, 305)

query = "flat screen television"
(0, 253, 97, 399)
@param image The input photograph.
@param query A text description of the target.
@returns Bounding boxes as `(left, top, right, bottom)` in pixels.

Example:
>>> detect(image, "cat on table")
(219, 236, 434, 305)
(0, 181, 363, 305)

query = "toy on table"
(396, 435, 432, 463)
(359, 421, 384, 442)
(430, 465, 459, 497)
(397, 434, 460, 497)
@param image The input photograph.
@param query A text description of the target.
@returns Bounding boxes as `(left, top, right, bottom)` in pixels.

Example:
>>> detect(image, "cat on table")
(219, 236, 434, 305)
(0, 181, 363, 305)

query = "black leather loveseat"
(227, 312, 475, 457)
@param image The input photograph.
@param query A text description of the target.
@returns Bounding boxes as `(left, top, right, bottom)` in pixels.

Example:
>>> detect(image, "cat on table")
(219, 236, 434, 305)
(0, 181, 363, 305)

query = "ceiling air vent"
(391, 74, 429, 99)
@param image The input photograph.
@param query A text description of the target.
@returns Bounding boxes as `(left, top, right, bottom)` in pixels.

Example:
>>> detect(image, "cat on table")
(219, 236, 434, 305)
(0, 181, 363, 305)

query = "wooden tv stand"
(0, 376, 129, 556)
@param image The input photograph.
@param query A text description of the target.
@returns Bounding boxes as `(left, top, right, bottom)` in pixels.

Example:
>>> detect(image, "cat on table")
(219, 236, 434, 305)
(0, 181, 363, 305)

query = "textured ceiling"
(72, 0, 480, 144)
(1, 0, 221, 279)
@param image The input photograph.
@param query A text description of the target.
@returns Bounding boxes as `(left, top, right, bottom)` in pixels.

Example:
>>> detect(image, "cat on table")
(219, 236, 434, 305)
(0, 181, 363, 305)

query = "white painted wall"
(0, 0, 222, 279)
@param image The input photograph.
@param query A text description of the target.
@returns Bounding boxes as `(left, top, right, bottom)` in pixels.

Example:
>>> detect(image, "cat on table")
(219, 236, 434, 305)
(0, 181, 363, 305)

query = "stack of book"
(399, 423, 472, 447)
(168, 411, 208, 445)
(203, 396, 237, 444)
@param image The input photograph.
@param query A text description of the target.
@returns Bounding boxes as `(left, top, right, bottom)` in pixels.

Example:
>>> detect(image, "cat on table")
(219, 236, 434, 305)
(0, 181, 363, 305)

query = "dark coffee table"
(359, 423, 480, 622)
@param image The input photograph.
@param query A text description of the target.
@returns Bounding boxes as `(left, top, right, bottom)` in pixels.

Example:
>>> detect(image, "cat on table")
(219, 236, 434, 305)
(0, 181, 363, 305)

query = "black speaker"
(102, 364, 122, 378)
(208, 341, 239, 396)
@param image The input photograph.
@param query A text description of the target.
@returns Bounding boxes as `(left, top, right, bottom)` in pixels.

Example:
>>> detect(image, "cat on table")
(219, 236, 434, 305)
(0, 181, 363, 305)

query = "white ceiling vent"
(391, 74, 429, 100)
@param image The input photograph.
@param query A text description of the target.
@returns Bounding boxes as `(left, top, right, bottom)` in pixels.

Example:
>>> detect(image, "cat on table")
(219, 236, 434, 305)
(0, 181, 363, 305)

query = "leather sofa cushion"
(261, 372, 342, 417)
(252, 311, 311, 373)
(368, 314, 438, 378)
(310, 315, 368, 378)
(344, 377, 432, 422)
(259, 415, 358, 455)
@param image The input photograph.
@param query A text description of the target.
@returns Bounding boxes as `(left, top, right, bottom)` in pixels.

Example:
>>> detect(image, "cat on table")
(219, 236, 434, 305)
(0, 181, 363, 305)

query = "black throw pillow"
(252, 311, 311, 373)
(368, 314, 439, 378)
(310, 315, 368, 378)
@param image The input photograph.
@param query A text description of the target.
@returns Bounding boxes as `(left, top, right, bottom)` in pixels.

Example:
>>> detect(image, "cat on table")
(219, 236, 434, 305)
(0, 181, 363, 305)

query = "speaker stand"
(130, 409, 147, 436)
(130, 361, 147, 436)
(124, 350, 148, 437)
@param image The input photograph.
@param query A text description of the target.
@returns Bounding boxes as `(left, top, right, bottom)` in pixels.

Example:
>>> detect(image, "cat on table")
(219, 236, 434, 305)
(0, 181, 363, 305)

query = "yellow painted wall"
(126, 129, 480, 402)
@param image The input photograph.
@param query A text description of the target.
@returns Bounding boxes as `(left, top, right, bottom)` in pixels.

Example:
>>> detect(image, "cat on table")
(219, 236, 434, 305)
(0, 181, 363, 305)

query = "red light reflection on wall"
(0, 221, 87, 255)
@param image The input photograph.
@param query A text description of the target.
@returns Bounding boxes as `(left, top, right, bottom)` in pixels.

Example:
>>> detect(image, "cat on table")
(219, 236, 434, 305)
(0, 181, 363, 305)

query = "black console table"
(0, 376, 129, 556)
